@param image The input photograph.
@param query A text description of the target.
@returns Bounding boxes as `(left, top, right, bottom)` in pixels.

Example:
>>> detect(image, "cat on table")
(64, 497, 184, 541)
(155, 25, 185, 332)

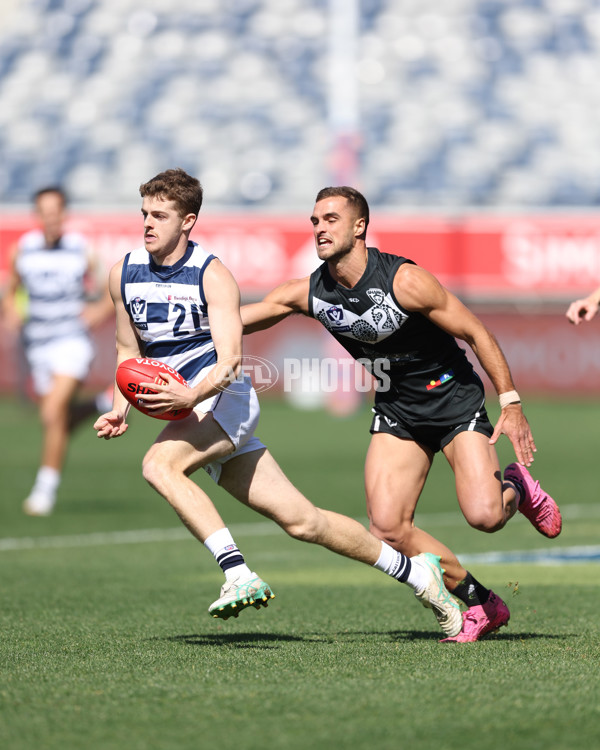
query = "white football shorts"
(26, 335, 95, 396)
(193, 373, 265, 484)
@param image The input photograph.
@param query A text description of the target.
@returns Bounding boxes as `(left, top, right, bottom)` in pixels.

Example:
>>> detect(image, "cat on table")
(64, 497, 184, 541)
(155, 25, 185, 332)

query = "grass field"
(1, 395, 600, 750)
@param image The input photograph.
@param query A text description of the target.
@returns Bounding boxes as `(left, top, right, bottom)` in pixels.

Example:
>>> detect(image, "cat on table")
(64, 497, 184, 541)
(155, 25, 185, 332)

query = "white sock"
(404, 555, 430, 593)
(204, 528, 251, 581)
(373, 542, 413, 584)
(32, 466, 60, 496)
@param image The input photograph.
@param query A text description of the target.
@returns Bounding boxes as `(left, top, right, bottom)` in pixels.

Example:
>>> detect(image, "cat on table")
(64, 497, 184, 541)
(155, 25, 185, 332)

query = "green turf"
(1, 396, 600, 750)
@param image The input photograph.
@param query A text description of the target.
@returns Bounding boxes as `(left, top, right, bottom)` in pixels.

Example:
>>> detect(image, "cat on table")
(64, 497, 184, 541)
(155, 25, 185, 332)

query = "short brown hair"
(139, 168, 203, 218)
(33, 186, 68, 207)
(315, 186, 370, 233)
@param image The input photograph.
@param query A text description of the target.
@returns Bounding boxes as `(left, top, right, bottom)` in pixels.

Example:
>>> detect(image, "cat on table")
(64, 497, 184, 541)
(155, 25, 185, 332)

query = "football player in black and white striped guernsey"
(94, 169, 462, 634)
(242, 186, 562, 642)
(3, 186, 112, 516)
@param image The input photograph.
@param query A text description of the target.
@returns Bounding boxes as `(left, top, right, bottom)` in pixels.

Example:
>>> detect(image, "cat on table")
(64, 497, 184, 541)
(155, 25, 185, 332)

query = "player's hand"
(489, 404, 536, 467)
(566, 297, 599, 325)
(94, 410, 129, 439)
(138, 372, 196, 415)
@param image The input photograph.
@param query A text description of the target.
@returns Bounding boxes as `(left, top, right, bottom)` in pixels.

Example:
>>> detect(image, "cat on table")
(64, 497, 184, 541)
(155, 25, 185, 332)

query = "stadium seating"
(0, 0, 599, 208)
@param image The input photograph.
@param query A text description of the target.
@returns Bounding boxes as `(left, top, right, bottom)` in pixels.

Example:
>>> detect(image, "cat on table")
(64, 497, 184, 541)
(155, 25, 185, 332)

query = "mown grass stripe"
(0, 522, 281, 552)
(2, 514, 600, 564)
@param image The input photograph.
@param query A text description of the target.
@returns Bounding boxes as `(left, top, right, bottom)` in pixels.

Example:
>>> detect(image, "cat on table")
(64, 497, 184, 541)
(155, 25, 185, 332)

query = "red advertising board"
(458, 216, 600, 298)
(2, 210, 600, 298)
(2, 210, 600, 396)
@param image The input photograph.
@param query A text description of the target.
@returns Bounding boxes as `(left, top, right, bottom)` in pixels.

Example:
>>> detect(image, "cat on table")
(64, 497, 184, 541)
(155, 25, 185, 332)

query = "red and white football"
(116, 358, 193, 421)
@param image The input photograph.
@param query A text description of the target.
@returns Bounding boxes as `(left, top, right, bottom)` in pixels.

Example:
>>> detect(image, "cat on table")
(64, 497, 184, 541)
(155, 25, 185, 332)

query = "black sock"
(452, 572, 491, 607)
(506, 476, 524, 507)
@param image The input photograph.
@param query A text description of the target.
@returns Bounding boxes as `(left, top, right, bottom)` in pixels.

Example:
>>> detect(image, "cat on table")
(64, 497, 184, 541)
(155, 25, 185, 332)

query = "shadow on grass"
(157, 632, 308, 649)
(152, 629, 571, 649)
(301, 629, 570, 644)
(303, 630, 443, 643)
(480, 632, 569, 641)
(155, 629, 447, 648)
(393, 631, 570, 643)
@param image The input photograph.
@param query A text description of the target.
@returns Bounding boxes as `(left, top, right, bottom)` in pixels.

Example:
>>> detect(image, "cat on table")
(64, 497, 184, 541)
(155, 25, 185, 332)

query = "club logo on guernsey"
(366, 288, 385, 305)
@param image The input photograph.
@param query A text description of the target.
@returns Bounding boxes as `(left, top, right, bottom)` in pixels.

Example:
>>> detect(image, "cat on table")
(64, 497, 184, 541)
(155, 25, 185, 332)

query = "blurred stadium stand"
(1, 0, 600, 209)
(4, 0, 600, 398)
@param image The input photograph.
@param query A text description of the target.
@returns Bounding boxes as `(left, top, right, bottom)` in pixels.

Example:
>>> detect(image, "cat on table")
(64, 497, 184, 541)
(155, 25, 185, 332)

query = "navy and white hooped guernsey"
(121, 241, 217, 385)
(16, 229, 89, 347)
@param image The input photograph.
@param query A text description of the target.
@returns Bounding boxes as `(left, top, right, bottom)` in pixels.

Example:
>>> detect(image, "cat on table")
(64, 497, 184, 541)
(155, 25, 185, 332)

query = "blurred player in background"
(94, 168, 462, 635)
(2, 186, 113, 516)
(242, 185, 563, 642)
(566, 288, 600, 325)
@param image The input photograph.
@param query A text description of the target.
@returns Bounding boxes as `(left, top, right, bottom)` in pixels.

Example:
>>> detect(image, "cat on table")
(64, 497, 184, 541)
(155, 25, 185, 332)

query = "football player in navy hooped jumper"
(3, 186, 113, 517)
(241, 186, 563, 642)
(94, 168, 463, 635)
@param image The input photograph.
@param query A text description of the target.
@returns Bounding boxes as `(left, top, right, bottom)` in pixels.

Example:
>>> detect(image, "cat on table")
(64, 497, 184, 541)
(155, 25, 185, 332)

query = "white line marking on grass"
(0, 521, 282, 552)
(1, 503, 599, 560)
(459, 546, 600, 565)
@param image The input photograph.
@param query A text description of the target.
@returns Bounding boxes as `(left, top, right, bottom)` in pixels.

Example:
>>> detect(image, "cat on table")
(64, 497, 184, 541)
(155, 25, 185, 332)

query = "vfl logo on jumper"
(315, 304, 351, 333)
(326, 306, 343, 323)
(324, 305, 351, 332)
(366, 288, 404, 333)
(131, 297, 148, 329)
(426, 369, 454, 391)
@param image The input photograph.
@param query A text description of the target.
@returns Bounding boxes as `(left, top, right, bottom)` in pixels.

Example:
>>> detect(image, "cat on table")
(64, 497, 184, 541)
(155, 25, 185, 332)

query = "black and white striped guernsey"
(120, 241, 217, 385)
(16, 229, 89, 346)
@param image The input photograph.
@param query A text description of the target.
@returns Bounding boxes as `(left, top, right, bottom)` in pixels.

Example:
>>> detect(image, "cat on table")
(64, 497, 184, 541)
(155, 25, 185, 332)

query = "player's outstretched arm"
(241, 278, 310, 334)
(394, 263, 536, 466)
(566, 287, 600, 325)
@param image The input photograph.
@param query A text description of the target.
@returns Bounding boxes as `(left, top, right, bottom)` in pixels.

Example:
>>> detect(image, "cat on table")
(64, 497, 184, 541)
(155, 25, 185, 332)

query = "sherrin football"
(116, 357, 193, 421)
